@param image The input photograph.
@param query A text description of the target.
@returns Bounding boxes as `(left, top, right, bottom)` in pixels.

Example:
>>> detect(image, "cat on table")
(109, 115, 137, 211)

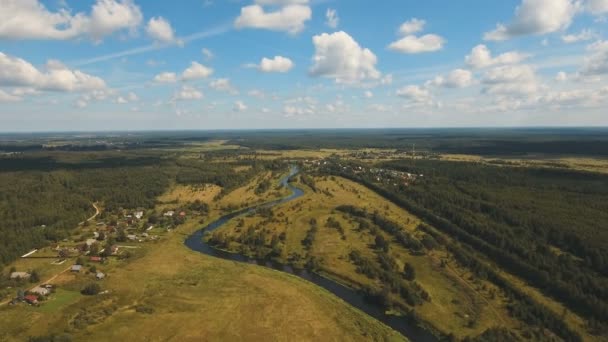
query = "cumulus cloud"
(182, 62, 214, 81)
(0, 89, 21, 102)
(0, 0, 143, 41)
(153, 72, 177, 83)
(389, 18, 445, 54)
(561, 29, 596, 43)
(233, 100, 247, 112)
(482, 64, 541, 95)
(310, 31, 381, 84)
(209, 78, 238, 94)
(428, 69, 474, 88)
(581, 40, 608, 75)
(465, 44, 529, 69)
(364, 90, 374, 98)
(146, 16, 179, 44)
(202, 48, 214, 60)
(234, 4, 311, 34)
(396, 85, 432, 103)
(484, 0, 578, 41)
(255, 0, 309, 4)
(173, 85, 203, 101)
(398, 18, 425, 35)
(326, 8, 339, 28)
(0, 52, 106, 92)
(258, 56, 294, 72)
(585, 0, 608, 14)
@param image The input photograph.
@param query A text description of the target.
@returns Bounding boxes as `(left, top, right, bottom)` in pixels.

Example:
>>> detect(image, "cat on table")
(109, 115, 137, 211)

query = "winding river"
(184, 167, 438, 342)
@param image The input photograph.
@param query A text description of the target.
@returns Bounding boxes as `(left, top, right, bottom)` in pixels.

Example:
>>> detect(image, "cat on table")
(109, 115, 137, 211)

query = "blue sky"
(0, 0, 607, 131)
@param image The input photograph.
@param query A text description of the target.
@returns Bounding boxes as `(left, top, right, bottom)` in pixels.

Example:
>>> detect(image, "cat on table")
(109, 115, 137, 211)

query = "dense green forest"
(321, 159, 608, 338)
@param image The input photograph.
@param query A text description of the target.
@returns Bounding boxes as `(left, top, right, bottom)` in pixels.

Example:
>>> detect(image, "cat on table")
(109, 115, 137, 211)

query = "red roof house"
(24, 295, 38, 305)
(89, 256, 102, 262)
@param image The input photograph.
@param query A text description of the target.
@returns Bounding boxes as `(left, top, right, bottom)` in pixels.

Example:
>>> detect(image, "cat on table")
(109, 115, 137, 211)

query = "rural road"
(79, 202, 100, 225)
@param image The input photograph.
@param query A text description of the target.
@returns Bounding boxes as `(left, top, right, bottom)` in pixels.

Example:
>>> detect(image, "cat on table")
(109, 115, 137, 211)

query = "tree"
(116, 228, 127, 242)
(81, 283, 101, 295)
(29, 270, 40, 283)
(404, 262, 416, 281)
(89, 243, 99, 256)
(375, 235, 389, 252)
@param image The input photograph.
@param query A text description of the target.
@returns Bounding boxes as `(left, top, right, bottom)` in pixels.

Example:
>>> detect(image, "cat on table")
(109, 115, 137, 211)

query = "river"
(184, 167, 438, 342)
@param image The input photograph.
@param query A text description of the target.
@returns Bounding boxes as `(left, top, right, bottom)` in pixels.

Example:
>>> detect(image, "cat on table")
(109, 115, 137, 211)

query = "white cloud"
(484, 0, 578, 41)
(153, 72, 177, 83)
(326, 8, 339, 28)
(248, 89, 266, 98)
(465, 44, 529, 69)
(561, 29, 596, 43)
(389, 18, 445, 54)
(0, 0, 144, 41)
(202, 48, 214, 60)
(234, 4, 311, 34)
(585, 0, 608, 14)
(146, 16, 177, 43)
(182, 62, 214, 81)
(428, 69, 474, 88)
(310, 31, 381, 84)
(398, 18, 425, 35)
(0, 90, 21, 102)
(396, 85, 432, 103)
(258, 56, 294, 73)
(116, 91, 139, 103)
(364, 90, 373, 98)
(581, 40, 608, 75)
(555, 71, 568, 81)
(255, 0, 309, 4)
(209, 78, 238, 94)
(0, 52, 106, 92)
(482, 64, 541, 95)
(389, 34, 445, 54)
(127, 91, 138, 102)
(173, 85, 203, 101)
(233, 100, 247, 112)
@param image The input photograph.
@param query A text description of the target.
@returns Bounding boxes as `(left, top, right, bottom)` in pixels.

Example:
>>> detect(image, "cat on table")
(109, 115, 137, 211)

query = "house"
(30, 286, 50, 296)
(163, 210, 175, 217)
(10, 272, 31, 280)
(86, 239, 98, 247)
(93, 232, 99, 239)
(24, 295, 38, 305)
(71, 265, 82, 273)
(134, 211, 144, 220)
(127, 234, 137, 241)
(96, 272, 105, 280)
(109, 245, 119, 255)
(89, 256, 102, 263)
(179, 211, 186, 217)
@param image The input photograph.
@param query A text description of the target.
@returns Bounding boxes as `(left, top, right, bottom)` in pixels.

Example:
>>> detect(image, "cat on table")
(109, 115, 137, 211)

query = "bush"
(81, 283, 101, 296)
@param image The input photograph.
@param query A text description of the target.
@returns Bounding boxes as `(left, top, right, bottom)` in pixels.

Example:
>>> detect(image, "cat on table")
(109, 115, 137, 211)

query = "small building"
(163, 210, 175, 217)
(10, 272, 31, 280)
(86, 238, 98, 247)
(134, 211, 144, 220)
(89, 256, 102, 263)
(109, 245, 119, 255)
(30, 286, 50, 296)
(127, 234, 137, 241)
(24, 295, 38, 305)
(96, 272, 105, 280)
(179, 211, 186, 217)
(71, 265, 82, 273)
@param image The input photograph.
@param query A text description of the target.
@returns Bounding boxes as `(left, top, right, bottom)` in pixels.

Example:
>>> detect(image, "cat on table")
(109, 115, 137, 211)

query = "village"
(2, 205, 195, 309)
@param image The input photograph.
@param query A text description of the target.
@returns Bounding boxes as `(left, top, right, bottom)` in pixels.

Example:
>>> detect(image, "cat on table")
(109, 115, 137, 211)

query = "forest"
(0, 148, 280, 266)
(321, 159, 608, 338)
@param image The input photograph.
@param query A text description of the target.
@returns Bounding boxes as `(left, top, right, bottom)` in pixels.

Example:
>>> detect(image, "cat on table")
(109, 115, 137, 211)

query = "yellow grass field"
(216, 175, 519, 338)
